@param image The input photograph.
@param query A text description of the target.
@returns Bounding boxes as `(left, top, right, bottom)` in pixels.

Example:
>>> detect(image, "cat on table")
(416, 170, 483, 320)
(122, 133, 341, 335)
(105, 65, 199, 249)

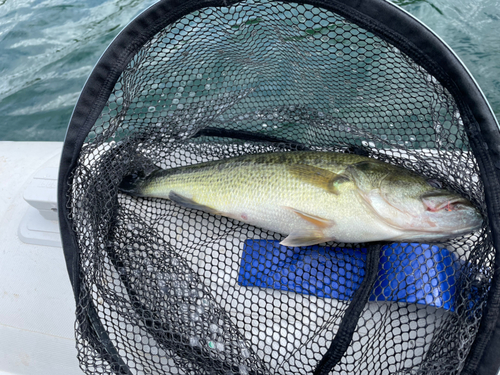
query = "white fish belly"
(202, 184, 404, 244)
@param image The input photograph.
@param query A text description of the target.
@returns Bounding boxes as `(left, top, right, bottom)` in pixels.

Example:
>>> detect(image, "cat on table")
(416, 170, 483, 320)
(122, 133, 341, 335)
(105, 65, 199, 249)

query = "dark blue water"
(0, 0, 498, 141)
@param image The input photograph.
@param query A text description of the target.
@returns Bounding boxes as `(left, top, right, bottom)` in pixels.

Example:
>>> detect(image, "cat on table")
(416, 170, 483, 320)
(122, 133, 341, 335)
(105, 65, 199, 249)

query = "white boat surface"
(0, 141, 82, 375)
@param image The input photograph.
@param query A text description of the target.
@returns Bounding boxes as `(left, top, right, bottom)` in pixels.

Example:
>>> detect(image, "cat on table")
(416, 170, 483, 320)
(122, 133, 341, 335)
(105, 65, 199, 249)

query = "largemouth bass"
(119, 151, 482, 246)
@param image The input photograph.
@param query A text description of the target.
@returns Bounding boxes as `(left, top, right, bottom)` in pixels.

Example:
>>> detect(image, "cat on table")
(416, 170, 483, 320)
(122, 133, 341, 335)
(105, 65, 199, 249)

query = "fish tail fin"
(118, 151, 161, 197)
(119, 172, 150, 197)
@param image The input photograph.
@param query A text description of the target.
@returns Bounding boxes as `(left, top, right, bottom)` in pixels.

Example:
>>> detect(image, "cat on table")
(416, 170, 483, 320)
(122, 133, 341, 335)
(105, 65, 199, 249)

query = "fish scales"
(136, 152, 385, 243)
(119, 151, 482, 246)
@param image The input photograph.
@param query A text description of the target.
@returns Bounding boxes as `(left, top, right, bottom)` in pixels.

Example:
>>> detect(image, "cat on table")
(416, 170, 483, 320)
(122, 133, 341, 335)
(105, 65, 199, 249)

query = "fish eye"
(427, 179, 443, 189)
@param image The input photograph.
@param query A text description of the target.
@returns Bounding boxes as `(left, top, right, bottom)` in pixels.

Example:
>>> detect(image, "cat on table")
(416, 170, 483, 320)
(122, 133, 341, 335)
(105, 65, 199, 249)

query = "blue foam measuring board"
(238, 240, 460, 311)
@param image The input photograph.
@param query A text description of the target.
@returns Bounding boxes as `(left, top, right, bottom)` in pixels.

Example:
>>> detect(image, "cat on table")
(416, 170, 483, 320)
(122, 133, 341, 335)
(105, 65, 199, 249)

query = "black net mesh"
(66, 1, 494, 374)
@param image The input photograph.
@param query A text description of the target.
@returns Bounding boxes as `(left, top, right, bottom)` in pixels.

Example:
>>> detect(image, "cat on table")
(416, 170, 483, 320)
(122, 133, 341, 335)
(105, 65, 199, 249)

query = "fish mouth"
(419, 193, 483, 234)
(419, 189, 473, 211)
(357, 188, 483, 237)
(391, 207, 483, 241)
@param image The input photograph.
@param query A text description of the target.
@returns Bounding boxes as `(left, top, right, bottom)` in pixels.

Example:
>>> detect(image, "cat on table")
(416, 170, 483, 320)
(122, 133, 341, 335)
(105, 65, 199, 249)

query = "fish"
(118, 151, 483, 246)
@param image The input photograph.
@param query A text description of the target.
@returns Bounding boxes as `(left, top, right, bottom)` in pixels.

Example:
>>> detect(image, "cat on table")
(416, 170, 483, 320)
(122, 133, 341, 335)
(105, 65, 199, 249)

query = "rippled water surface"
(0, 0, 498, 141)
(0, 0, 157, 141)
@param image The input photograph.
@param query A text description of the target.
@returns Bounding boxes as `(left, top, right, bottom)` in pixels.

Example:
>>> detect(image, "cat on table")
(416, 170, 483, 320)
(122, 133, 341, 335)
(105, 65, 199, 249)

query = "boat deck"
(0, 141, 82, 375)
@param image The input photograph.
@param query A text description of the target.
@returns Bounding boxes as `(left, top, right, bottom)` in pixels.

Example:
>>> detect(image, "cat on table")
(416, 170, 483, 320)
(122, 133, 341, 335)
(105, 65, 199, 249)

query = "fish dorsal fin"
(280, 207, 335, 247)
(287, 164, 350, 194)
(168, 191, 222, 216)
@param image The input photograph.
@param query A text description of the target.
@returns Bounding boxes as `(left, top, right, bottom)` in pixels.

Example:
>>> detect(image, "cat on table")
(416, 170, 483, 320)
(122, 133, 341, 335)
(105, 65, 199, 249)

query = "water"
(0, 0, 157, 141)
(392, 0, 500, 120)
(0, 0, 498, 141)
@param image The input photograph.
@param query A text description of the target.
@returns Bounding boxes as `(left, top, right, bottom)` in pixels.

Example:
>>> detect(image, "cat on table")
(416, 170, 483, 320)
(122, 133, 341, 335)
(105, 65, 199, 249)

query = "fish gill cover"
(59, 0, 499, 374)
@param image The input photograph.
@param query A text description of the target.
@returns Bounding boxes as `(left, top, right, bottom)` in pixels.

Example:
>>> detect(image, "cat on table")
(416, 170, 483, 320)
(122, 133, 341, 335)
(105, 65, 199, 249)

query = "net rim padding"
(57, 0, 500, 373)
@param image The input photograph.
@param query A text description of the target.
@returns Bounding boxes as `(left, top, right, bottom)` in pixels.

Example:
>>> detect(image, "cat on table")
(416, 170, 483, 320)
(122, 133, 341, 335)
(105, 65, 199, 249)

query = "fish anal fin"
(168, 191, 221, 216)
(285, 206, 334, 229)
(280, 231, 334, 247)
(287, 164, 349, 194)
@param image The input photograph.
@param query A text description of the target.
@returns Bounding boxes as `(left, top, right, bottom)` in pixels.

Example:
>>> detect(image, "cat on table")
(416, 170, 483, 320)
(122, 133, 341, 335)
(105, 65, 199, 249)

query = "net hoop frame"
(57, 1, 500, 373)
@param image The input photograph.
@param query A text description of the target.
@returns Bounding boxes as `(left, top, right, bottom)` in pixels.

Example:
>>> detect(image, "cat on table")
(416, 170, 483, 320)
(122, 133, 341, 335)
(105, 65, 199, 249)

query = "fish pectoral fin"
(284, 206, 334, 229)
(280, 230, 334, 247)
(168, 191, 221, 216)
(287, 164, 350, 194)
(279, 207, 335, 247)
